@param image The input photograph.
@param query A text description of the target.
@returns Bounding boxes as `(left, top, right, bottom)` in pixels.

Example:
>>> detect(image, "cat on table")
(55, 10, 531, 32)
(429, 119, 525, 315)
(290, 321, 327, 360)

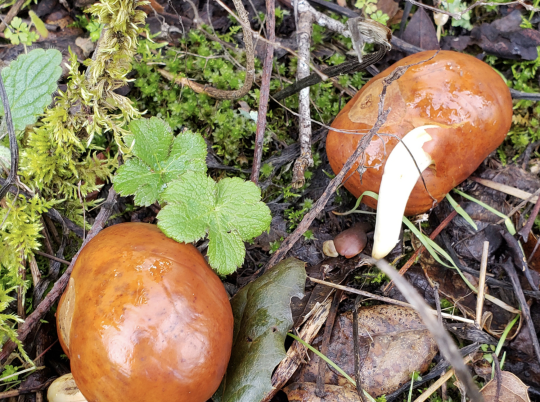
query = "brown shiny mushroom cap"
(326, 50, 513, 215)
(333, 222, 370, 258)
(56, 222, 234, 402)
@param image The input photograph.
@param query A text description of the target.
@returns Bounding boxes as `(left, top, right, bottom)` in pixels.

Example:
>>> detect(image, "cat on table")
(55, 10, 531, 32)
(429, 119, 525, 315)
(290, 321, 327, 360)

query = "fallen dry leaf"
(284, 382, 362, 401)
(481, 371, 531, 402)
(292, 305, 438, 398)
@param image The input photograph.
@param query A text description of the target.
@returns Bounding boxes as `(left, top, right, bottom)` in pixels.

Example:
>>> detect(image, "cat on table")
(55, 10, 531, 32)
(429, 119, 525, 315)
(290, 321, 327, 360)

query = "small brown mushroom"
(326, 222, 370, 259)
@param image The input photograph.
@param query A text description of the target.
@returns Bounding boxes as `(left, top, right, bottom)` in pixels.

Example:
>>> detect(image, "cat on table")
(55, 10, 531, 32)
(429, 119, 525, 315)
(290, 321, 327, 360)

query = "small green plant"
(4, 17, 39, 47)
(0, 365, 19, 382)
(71, 15, 104, 42)
(113, 117, 271, 275)
(269, 238, 283, 254)
(303, 229, 316, 240)
(285, 198, 313, 230)
(354, 0, 389, 25)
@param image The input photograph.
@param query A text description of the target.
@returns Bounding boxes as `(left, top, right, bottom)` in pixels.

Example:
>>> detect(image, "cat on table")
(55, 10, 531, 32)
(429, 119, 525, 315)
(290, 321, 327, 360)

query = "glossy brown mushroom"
(333, 222, 370, 258)
(56, 222, 234, 402)
(326, 50, 512, 258)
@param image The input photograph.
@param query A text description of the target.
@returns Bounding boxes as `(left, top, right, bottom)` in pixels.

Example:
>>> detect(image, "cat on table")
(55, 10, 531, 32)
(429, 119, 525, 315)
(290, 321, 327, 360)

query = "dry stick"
(33, 250, 70, 266)
(0, 187, 118, 362)
(382, 209, 459, 294)
(308, 276, 475, 323)
(250, 0, 275, 184)
(372, 257, 484, 402)
(352, 295, 367, 402)
(517, 190, 540, 240)
(291, 0, 314, 189)
(475, 242, 489, 328)
(413, 355, 473, 402)
(491, 353, 502, 402)
(0, 0, 25, 32)
(258, 58, 426, 276)
(315, 289, 343, 398)
(500, 258, 540, 364)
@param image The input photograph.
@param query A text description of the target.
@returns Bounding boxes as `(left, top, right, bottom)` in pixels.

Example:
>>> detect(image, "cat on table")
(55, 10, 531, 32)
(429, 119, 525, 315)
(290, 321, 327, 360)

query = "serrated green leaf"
(215, 178, 272, 240)
(0, 145, 10, 170)
(113, 117, 207, 206)
(214, 258, 306, 402)
(130, 117, 173, 166)
(158, 173, 216, 242)
(0, 49, 62, 131)
(157, 173, 272, 274)
(208, 226, 245, 275)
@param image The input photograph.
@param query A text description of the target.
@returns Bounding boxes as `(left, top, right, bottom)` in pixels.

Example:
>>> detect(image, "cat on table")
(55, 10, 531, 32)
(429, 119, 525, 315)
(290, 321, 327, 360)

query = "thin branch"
(0, 0, 25, 32)
(475, 241, 489, 328)
(251, 0, 275, 184)
(33, 250, 70, 266)
(316, 289, 343, 398)
(159, 0, 254, 100)
(500, 257, 540, 364)
(308, 276, 475, 323)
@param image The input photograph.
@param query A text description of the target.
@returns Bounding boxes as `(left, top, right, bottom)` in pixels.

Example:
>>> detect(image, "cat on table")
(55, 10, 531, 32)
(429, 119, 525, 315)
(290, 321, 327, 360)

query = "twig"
(413, 355, 473, 402)
(159, 0, 254, 100)
(433, 283, 443, 327)
(517, 192, 540, 240)
(382, 209, 458, 294)
(291, 0, 314, 189)
(250, 0, 275, 185)
(308, 276, 475, 323)
(352, 295, 367, 402)
(0, 0, 26, 32)
(315, 289, 342, 398)
(475, 241, 489, 328)
(491, 353, 502, 402)
(0, 60, 18, 202)
(500, 257, 540, 364)
(0, 187, 118, 362)
(33, 250, 70, 266)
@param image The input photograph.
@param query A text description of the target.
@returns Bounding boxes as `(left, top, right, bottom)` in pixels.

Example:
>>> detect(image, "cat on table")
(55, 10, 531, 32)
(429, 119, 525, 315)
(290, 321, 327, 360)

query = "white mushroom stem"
(372, 126, 437, 260)
(47, 373, 87, 402)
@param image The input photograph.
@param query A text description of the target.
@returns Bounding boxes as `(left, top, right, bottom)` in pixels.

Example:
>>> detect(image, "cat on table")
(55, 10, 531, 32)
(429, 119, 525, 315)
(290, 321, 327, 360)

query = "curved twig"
(159, 0, 254, 100)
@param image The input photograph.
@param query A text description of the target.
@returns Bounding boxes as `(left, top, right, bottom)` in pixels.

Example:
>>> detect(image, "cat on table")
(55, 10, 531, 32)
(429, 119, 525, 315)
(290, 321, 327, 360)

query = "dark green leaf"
(214, 258, 306, 402)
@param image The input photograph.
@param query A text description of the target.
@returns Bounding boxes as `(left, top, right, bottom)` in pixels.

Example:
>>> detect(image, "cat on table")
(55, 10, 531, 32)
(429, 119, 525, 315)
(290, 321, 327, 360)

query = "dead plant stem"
(475, 242, 489, 328)
(251, 0, 276, 184)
